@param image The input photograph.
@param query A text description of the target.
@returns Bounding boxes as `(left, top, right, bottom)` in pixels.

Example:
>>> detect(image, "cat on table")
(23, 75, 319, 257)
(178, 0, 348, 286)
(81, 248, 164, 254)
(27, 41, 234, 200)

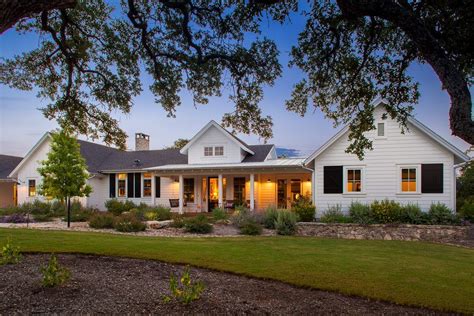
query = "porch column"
(218, 174, 223, 208)
(151, 173, 156, 206)
(249, 173, 255, 211)
(312, 170, 316, 206)
(178, 175, 184, 214)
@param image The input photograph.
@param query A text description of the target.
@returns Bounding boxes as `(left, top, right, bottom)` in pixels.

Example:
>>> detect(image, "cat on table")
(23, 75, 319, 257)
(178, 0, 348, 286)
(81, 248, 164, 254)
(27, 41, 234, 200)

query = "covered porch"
(146, 160, 313, 213)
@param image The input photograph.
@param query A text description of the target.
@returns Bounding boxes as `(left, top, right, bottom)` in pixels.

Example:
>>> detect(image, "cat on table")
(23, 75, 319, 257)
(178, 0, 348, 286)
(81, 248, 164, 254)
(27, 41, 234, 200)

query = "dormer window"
(215, 146, 224, 156)
(204, 146, 213, 156)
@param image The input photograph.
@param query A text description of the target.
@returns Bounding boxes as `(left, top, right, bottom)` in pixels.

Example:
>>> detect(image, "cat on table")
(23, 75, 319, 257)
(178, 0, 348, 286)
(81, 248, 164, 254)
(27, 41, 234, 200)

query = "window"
(377, 122, 385, 137)
(215, 146, 224, 156)
(233, 177, 246, 204)
(204, 146, 213, 156)
(277, 179, 287, 209)
(117, 173, 127, 197)
(184, 178, 195, 203)
(401, 167, 418, 192)
(143, 173, 152, 197)
(290, 179, 301, 201)
(28, 179, 36, 197)
(346, 169, 362, 192)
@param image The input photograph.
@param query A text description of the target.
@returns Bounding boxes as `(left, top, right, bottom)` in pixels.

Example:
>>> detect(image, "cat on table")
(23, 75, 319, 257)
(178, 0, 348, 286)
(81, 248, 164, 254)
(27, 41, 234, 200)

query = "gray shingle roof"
(0, 155, 23, 180)
(77, 140, 273, 173)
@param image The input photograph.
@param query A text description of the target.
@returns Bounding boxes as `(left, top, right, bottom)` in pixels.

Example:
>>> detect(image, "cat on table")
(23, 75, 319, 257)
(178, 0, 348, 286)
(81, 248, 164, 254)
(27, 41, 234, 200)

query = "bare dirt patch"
(0, 254, 452, 315)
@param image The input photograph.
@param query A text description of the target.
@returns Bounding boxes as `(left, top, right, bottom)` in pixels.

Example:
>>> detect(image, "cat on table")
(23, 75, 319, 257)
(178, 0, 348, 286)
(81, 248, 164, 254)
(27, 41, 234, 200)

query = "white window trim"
(116, 173, 127, 198)
(343, 166, 366, 195)
(142, 173, 152, 198)
(214, 146, 224, 156)
(204, 146, 214, 157)
(375, 121, 387, 139)
(201, 144, 227, 158)
(397, 164, 421, 195)
(27, 177, 38, 197)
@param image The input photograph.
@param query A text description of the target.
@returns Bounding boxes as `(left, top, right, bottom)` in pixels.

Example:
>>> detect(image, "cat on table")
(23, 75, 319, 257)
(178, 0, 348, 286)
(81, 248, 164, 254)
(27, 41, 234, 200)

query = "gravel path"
(0, 254, 453, 315)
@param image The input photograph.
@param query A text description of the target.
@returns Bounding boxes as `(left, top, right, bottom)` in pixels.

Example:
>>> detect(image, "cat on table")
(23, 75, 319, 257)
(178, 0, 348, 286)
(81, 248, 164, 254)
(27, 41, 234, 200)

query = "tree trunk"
(0, 0, 77, 34)
(67, 196, 71, 228)
(335, 0, 474, 145)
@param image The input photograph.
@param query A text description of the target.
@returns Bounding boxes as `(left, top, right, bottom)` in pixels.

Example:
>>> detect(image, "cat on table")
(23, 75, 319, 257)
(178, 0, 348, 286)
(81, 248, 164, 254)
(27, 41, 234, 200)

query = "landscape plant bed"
(0, 254, 448, 315)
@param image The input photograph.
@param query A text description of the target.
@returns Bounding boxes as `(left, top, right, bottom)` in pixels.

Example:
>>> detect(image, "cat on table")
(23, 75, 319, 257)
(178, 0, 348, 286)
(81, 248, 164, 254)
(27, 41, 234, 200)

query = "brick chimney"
(135, 133, 150, 151)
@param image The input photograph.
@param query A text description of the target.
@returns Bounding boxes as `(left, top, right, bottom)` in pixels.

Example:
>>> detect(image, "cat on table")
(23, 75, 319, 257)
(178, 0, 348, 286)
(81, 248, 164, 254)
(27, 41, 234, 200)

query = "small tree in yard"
(38, 129, 92, 228)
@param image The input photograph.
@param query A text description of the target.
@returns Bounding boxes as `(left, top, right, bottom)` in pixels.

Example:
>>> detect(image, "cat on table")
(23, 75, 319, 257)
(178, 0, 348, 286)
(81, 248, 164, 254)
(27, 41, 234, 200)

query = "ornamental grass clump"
(321, 205, 351, 223)
(113, 213, 146, 232)
(275, 210, 298, 235)
(263, 207, 279, 229)
(0, 238, 22, 265)
(163, 266, 205, 305)
(184, 215, 213, 234)
(428, 203, 459, 225)
(40, 254, 71, 287)
(88, 213, 115, 229)
(349, 202, 372, 224)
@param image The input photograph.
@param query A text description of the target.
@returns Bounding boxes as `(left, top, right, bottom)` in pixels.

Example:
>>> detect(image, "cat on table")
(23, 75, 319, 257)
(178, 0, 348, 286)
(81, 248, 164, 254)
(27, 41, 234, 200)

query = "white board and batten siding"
(187, 125, 244, 164)
(312, 106, 457, 212)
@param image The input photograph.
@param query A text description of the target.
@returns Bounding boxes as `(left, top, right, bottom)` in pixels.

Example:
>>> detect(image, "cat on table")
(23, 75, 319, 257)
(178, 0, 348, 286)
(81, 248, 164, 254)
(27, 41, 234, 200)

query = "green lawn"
(1, 228, 473, 313)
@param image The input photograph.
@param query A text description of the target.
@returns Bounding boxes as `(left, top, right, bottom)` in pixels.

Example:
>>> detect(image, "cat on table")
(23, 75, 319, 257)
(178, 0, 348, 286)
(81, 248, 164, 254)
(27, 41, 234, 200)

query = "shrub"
(239, 219, 263, 235)
(49, 201, 66, 217)
(399, 204, 426, 224)
(33, 212, 54, 222)
(275, 210, 298, 235)
(184, 214, 213, 234)
(428, 203, 458, 225)
(67, 207, 97, 222)
(170, 214, 185, 228)
(370, 199, 402, 223)
(349, 202, 372, 224)
(105, 199, 136, 216)
(113, 213, 147, 232)
(263, 207, 279, 229)
(321, 205, 351, 223)
(40, 254, 71, 287)
(154, 206, 172, 221)
(88, 213, 115, 229)
(163, 266, 205, 304)
(458, 197, 474, 222)
(291, 195, 315, 222)
(0, 238, 22, 265)
(212, 208, 228, 221)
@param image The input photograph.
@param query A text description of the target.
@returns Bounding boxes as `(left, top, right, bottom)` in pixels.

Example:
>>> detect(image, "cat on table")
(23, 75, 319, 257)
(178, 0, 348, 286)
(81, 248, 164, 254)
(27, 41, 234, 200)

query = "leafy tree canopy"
(37, 128, 92, 200)
(166, 138, 190, 150)
(1, 0, 472, 158)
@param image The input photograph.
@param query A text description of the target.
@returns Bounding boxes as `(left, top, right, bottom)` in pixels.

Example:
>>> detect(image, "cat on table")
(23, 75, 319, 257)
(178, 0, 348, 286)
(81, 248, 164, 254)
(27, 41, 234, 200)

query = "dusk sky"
(0, 5, 471, 158)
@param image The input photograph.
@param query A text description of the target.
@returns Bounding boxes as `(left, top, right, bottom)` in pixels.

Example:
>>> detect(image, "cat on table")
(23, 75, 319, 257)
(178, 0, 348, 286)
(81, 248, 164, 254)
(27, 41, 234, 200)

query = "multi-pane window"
(143, 173, 152, 197)
(204, 146, 213, 156)
(401, 168, 417, 192)
(233, 177, 246, 204)
(184, 178, 195, 203)
(28, 179, 36, 197)
(347, 169, 362, 192)
(117, 173, 127, 197)
(290, 179, 301, 201)
(214, 146, 224, 156)
(377, 123, 385, 137)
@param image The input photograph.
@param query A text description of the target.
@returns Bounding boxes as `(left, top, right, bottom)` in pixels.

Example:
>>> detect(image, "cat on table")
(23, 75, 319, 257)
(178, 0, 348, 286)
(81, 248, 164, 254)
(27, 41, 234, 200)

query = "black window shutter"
(134, 173, 141, 198)
(109, 174, 116, 198)
(127, 173, 134, 198)
(155, 176, 161, 198)
(324, 166, 343, 194)
(421, 164, 443, 193)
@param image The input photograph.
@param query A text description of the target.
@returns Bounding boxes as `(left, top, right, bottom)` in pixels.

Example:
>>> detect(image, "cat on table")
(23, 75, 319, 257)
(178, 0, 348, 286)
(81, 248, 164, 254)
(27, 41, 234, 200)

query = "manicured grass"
(0, 228, 473, 313)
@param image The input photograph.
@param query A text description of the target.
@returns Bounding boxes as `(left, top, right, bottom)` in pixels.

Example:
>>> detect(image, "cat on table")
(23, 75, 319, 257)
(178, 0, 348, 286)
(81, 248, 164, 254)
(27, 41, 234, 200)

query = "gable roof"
(0, 155, 23, 180)
(180, 121, 255, 156)
(304, 100, 470, 165)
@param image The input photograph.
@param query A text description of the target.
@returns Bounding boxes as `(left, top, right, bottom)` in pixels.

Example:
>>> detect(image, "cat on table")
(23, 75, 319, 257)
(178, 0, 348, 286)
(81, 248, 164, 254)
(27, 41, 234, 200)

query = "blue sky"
(0, 6, 470, 158)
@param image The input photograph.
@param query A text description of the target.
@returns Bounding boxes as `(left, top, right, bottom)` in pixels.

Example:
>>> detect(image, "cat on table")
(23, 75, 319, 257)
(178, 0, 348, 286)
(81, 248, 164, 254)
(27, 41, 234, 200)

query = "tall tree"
(166, 138, 190, 150)
(37, 129, 92, 228)
(1, 0, 472, 158)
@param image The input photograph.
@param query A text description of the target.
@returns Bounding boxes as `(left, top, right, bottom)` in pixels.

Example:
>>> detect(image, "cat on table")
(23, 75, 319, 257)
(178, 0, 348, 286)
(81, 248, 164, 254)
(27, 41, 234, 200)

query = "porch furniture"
(169, 199, 186, 208)
(224, 200, 234, 210)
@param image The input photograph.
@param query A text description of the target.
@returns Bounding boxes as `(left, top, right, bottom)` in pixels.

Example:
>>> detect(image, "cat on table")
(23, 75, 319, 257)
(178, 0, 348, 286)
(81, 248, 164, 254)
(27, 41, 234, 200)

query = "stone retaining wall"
(296, 223, 472, 243)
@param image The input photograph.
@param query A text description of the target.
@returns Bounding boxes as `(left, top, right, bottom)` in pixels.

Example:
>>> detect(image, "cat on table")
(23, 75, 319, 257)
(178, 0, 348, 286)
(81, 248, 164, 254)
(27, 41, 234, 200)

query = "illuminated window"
(233, 177, 246, 204)
(290, 179, 301, 201)
(204, 146, 213, 156)
(143, 173, 152, 197)
(215, 146, 224, 156)
(377, 122, 385, 137)
(184, 178, 195, 203)
(28, 179, 36, 197)
(347, 169, 362, 192)
(118, 173, 127, 197)
(401, 167, 417, 192)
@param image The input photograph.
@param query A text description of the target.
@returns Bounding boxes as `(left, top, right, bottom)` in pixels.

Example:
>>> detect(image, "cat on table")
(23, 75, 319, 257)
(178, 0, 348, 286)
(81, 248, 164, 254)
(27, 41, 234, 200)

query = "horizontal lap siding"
(188, 126, 242, 164)
(314, 107, 454, 212)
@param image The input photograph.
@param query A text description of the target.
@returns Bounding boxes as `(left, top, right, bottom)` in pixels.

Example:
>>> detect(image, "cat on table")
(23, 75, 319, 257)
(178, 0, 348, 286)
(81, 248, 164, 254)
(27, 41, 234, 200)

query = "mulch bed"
(0, 254, 453, 315)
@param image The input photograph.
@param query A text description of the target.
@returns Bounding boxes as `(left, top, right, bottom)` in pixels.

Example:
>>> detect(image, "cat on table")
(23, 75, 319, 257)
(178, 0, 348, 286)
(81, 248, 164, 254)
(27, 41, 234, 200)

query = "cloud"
(276, 147, 302, 158)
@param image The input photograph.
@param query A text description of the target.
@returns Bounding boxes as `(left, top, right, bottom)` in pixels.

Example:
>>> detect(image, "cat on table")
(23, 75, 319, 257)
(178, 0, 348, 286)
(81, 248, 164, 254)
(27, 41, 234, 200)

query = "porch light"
(267, 178, 271, 182)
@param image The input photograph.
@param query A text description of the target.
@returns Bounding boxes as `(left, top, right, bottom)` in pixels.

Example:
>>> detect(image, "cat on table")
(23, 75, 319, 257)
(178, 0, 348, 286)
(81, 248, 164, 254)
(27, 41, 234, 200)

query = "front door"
(208, 177, 219, 212)
(277, 179, 287, 209)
